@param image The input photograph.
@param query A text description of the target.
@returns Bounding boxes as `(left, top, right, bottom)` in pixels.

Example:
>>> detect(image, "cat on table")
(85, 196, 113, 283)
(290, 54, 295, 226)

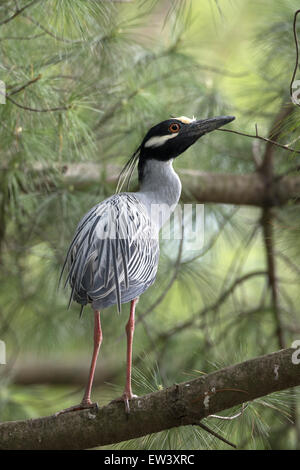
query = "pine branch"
(219, 119, 300, 156)
(258, 100, 298, 438)
(2, 72, 70, 113)
(0, 0, 41, 26)
(8, 74, 42, 96)
(195, 422, 237, 449)
(157, 271, 267, 341)
(259, 103, 290, 350)
(8, 358, 116, 387)
(261, 208, 284, 349)
(20, 13, 87, 44)
(290, 9, 300, 107)
(26, 163, 300, 207)
(5, 95, 71, 112)
(0, 32, 45, 41)
(0, 348, 299, 450)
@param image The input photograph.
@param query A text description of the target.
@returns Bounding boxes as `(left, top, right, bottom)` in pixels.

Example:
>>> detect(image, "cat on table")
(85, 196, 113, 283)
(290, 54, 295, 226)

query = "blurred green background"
(0, 0, 300, 449)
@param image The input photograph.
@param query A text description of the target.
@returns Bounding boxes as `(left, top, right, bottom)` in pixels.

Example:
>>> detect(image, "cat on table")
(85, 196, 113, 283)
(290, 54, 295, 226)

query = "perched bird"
(58, 114, 235, 414)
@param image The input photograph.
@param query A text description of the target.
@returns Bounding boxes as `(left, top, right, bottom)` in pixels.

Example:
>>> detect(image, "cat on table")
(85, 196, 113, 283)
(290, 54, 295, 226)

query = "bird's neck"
(137, 159, 182, 227)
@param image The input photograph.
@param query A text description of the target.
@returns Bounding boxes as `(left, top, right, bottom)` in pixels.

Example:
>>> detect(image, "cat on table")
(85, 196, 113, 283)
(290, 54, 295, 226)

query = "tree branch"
(290, 10, 300, 107)
(0, 348, 299, 449)
(0, 0, 41, 26)
(6, 358, 116, 387)
(8, 74, 42, 96)
(219, 120, 300, 156)
(261, 208, 285, 348)
(55, 163, 300, 206)
(259, 103, 290, 349)
(4, 94, 71, 112)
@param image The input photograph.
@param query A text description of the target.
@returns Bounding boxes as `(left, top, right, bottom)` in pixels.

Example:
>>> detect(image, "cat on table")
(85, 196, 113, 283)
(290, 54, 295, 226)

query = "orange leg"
(82, 309, 102, 404)
(56, 310, 102, 416)
(123, 298, 137, 402)
(110, 298, 138, 413)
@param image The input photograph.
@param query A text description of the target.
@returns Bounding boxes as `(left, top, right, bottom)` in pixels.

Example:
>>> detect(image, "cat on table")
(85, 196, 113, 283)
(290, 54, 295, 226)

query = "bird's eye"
(169, 123, 180, 133)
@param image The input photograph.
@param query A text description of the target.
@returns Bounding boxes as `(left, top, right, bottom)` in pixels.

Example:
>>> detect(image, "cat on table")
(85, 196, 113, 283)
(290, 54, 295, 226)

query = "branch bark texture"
(33, 163, 300, 207)
(0, 348, 299, 449)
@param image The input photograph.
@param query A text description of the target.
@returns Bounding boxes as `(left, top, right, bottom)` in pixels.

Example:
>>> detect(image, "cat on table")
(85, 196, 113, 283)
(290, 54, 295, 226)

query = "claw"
(55, 401, 99, 417)
(110, 393, 138, 414)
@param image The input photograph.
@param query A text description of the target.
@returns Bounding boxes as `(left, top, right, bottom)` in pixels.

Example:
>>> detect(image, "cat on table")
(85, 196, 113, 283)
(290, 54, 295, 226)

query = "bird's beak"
(187, 115, 235, 138)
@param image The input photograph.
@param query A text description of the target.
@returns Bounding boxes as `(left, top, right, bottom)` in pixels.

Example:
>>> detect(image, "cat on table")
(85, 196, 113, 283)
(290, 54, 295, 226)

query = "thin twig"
(181, 207, 238, 266)
(159, 271, 267, 340)
(21, 13, 86, 44)
(0, 0, 41, 26)
(290, 10, 300, 107)
(218, 126, 300, 155)
(5, 95, 71, 113)
(0, 33, 44, 41)
(276, 250, 300, 277)
(259, 102, 287, 350)
(195, 422, 237, 449)
(208, 403, 248, 421)
(8, 74, 42, 96)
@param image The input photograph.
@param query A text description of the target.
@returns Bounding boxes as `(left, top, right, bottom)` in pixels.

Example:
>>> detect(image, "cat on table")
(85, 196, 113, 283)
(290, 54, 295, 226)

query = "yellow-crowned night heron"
(57, 114, 235, 415)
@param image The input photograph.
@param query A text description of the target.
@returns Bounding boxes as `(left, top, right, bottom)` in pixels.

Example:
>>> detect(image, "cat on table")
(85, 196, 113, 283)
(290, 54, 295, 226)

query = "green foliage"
(0, 0, 300, 450)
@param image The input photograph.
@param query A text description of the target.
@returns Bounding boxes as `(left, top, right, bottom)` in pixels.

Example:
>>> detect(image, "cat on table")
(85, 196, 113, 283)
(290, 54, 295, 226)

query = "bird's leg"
(81, 309, 102, 405)
(110, 298, 138, 413)
(55, 310, 102, 416)
(123, 298, 138, 411)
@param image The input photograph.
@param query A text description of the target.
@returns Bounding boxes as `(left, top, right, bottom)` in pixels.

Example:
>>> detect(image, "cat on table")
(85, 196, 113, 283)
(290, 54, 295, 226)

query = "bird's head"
(116, 114, 235, 192)
(139, 115, 235, 162)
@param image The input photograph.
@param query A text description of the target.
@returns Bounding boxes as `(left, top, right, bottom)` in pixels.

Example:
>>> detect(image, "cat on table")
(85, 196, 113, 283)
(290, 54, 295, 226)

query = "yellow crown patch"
(175, 116, 196, 124)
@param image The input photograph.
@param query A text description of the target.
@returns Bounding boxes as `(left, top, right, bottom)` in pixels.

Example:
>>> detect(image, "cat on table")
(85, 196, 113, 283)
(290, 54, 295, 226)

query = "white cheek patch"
(144, 133, 178, 148)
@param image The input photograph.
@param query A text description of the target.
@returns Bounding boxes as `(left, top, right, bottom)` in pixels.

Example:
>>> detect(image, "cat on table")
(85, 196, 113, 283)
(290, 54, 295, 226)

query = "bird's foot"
(55, 400, 99, 417)
(110, 392, 138, 414)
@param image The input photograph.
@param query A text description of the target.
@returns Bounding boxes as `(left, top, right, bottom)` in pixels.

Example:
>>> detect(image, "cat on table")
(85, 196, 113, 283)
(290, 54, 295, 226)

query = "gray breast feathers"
(60, 194, 159, 312)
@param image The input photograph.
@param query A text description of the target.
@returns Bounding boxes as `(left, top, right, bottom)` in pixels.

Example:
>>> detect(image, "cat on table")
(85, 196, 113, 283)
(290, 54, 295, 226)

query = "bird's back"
(61, 193, 159, 312)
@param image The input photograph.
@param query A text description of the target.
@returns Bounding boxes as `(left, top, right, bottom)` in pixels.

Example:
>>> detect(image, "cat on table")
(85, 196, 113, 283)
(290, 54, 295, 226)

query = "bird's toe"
(55, 401, 99, 416)
(110, 392, 138, 414)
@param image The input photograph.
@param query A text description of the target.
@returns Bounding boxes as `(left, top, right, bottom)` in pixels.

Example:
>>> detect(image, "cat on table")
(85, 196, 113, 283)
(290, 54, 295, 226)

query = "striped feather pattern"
(60, 194, 159, 313)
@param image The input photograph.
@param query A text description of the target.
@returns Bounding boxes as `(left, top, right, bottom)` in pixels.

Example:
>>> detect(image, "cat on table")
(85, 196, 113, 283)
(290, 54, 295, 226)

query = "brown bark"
(31, 163, 300, 207)
(8, 358, 115, 386)
(259, 103, 289, 348)
(0, 348, 299, 450)
(179, 171, 300, 206)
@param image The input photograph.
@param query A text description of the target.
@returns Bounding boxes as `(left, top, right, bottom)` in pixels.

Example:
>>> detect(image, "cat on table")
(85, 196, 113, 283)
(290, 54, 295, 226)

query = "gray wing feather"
(60, 194, 159, 312)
